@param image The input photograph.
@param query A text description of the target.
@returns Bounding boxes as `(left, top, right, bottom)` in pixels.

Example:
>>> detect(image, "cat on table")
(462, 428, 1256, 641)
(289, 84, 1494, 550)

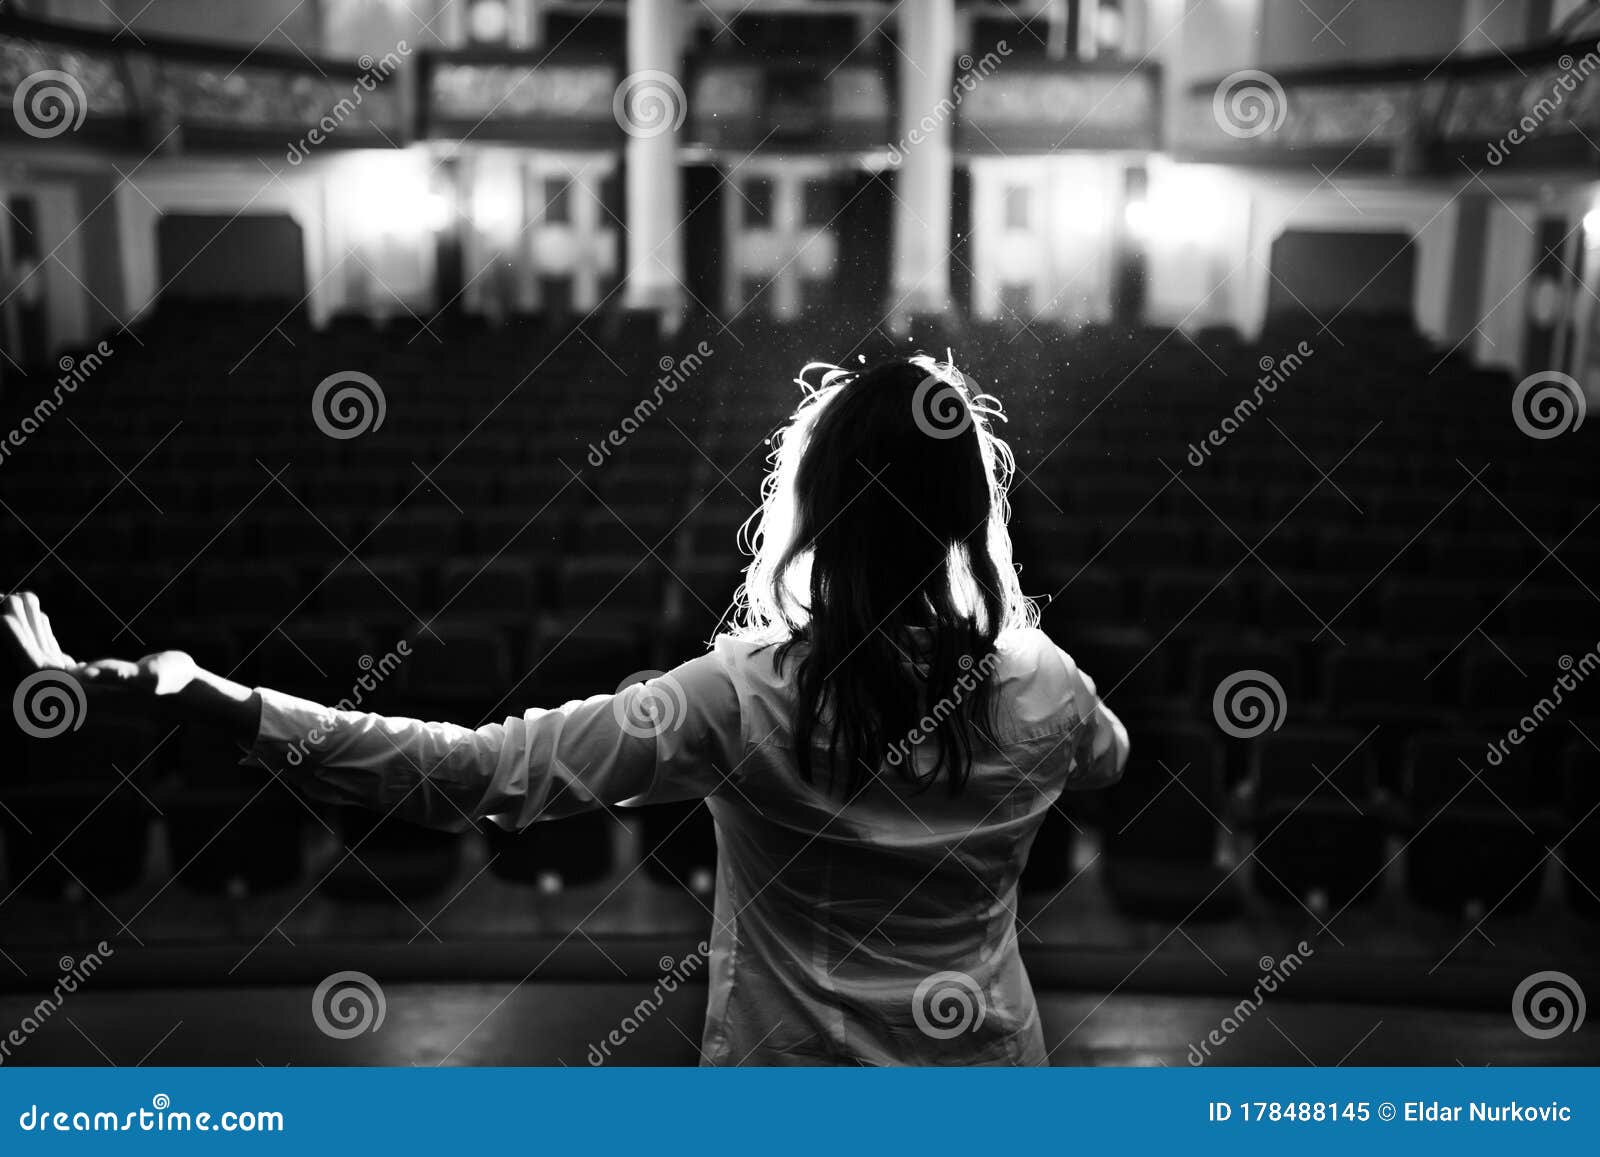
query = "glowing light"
(1125, 173, 1228, 248)
(1583, 206, 1600, 239)
(468, 0, 510, 43)
(422, 191, 453, 232)
(1123, 197, 1151, 239)
(473, 182, 521, 237)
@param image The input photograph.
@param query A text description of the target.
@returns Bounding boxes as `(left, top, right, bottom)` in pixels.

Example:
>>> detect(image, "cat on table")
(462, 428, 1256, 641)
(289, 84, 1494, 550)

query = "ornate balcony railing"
(684, 49, 894, 152)
(954, 57, 1162, 154)
(1178, 37, 1600, 173)
(417, 45, 621, 146)
(0, 13, 406, 153)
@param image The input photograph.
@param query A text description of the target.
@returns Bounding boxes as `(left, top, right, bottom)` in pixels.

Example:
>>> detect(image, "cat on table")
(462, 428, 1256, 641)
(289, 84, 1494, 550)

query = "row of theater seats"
(1038, 726, 1600, 919)
(5, 700, 1594, 922)
(29, 553, 1593, 679)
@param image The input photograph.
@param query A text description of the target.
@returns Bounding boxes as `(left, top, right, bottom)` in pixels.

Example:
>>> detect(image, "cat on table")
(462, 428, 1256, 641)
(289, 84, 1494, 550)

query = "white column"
(1076, 0, 1099, 60)
(622, 0, 686, 324)
(890, 0, 956, 324)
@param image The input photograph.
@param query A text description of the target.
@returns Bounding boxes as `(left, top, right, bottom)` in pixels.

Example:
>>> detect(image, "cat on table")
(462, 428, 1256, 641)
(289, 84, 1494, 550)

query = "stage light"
(1583, 206, 1600, 240)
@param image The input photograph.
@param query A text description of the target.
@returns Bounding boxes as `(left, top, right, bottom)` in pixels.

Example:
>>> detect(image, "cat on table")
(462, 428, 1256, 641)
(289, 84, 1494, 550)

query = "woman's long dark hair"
(729, 355, 1036, 795)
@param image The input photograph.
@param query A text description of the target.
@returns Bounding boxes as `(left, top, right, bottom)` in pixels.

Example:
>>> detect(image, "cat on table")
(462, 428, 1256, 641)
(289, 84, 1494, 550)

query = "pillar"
(622, 0, 687, 325)
(889, 0, 956, 325)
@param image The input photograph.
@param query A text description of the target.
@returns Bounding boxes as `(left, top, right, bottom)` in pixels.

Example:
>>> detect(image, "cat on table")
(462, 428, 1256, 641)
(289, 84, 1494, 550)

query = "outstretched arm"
(3, 591, 262, 743)
(2, 592, 742, 832)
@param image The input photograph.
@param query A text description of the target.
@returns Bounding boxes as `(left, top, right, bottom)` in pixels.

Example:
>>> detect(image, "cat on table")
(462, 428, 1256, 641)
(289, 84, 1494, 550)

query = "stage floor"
(2, 983, 1594, 1066)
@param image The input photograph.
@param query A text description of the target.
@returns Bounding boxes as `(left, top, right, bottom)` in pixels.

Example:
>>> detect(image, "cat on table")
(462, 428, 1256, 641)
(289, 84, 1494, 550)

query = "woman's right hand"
(2, 591, 197, 698)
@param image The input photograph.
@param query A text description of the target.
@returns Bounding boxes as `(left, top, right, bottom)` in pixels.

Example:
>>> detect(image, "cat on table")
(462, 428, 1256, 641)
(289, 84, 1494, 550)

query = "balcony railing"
(955, 57, 1162, 154)
(0, 13, 405, 153)
(417, 44, 621, 146)
(1178, 37, 1600, 172)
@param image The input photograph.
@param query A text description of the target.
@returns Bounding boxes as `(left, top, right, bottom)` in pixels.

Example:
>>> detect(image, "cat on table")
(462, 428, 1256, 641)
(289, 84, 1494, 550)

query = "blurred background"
(0, 0, 1596, 1066)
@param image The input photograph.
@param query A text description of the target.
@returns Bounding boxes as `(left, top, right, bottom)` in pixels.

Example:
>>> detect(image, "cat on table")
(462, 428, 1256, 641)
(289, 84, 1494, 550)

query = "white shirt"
(244, 626, 1127, 1066)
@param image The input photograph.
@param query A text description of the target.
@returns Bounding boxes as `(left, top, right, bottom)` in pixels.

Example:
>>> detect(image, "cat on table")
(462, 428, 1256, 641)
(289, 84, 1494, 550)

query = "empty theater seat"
(1246, 727, 1386, 908)
(1401, 733, 1556, 916)
(1101, 722, 1238, 919)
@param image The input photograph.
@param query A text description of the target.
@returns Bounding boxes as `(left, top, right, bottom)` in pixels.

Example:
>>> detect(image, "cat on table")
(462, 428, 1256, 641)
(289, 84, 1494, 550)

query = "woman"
(2, 354, 1128, 1066)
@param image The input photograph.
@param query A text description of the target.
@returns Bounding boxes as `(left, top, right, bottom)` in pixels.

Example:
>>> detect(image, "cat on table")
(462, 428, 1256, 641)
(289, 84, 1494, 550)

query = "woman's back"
(692, 628, 1125, 1065)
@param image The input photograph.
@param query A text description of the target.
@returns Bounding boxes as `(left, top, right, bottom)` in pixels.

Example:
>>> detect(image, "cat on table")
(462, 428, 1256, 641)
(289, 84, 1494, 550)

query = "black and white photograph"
(0, 0, 1595, 1105)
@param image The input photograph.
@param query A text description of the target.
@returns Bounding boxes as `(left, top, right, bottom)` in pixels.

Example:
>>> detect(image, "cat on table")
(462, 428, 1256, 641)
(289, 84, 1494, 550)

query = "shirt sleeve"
(239, 650, 742, 832)
(1054, 648, 1130, 791)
